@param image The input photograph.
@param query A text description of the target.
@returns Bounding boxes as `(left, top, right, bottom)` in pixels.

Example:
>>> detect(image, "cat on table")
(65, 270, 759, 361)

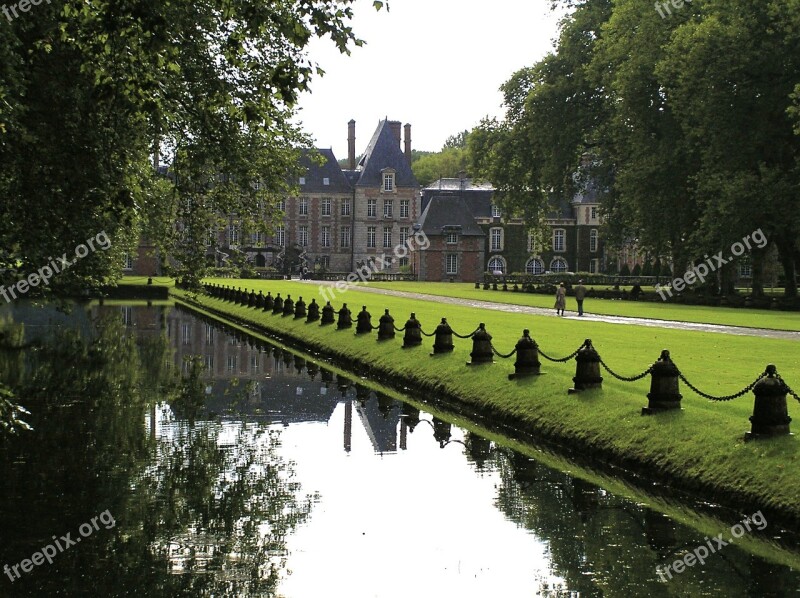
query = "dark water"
(0, 303, 798, 597)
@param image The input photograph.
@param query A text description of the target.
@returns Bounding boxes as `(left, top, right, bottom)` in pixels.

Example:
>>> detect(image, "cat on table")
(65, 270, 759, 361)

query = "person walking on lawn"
(574, 279, 587, 316)
(554, 282, 567, 316)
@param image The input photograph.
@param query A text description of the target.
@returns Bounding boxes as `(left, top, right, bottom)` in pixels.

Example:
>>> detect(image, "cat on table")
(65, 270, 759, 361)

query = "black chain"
(393, 324, 407, 333)
(599, 357, 652, 382)
(490, 343, 517, 359)
(538, 344, 584, 363)
(452, 327, 479, 339)
(419, 328, 437, 337)
(676, 368, 764, 402)
(776, 373, 800, 403)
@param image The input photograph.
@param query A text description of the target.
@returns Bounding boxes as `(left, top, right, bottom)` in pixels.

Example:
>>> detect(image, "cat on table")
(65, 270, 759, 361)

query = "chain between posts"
(419, 328, 437, 337)
(538, 343, 584, 363)
(452, 327, 480, 339)
(675, 367, 765, 402)
(599, 357, 653, 382)
(490, 343, 517, 359)
(393, 324, 406, 333)
(776, 373, 800, 403)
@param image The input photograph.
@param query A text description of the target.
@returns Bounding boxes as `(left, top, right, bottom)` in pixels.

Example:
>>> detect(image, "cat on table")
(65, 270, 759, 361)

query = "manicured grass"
(365, 281, 800, 331)
(186, 278, 800, 522)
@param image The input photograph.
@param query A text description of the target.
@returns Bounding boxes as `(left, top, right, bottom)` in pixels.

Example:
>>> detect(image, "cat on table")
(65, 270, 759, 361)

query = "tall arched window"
(488, 256, 506, 274)
(525, 258, 544, 274)
(550, 257, 568, 273)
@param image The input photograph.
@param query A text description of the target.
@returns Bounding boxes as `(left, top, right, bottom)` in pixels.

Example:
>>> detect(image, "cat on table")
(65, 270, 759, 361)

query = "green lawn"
(364, 281, 800, 331)
(180, 278, 800, 521)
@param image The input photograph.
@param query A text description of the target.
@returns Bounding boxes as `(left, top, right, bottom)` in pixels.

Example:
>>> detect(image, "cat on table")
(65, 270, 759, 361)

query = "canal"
(0, 302, 798, 596)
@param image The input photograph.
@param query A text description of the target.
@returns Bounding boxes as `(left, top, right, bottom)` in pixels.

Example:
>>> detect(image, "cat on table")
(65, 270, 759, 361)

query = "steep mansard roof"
(355, 119, 418, 188)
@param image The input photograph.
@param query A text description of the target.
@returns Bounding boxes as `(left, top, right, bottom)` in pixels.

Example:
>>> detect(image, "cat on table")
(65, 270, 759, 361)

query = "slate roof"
(419, 196, 486, 237)
(297, 148, 352, 193)
(421, 178, 495, 215)
(355, 119, 418, 188)
(572, 177, 604, 204)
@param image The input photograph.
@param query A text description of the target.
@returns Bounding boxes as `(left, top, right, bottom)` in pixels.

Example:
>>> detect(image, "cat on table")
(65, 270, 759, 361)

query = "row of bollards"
(203, 283, 796, 441)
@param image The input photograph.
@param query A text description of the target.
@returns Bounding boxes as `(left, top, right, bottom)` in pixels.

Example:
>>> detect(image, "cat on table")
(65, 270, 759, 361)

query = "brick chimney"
(404, 123, 411, 161)
(388, 120, 402, 148)
(348, 119, 356, 170)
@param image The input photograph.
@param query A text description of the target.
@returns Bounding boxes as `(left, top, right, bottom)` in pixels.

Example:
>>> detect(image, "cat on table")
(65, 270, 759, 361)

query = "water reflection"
(0, 303, 798, 597)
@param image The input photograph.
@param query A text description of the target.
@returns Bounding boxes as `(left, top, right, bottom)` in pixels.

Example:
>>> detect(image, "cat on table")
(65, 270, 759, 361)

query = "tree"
(0, 1, 387, 292)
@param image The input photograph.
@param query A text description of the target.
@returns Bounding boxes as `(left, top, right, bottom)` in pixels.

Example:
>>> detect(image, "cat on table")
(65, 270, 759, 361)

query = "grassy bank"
(175, 279, 800, 524)
(366, 281, 800, 331)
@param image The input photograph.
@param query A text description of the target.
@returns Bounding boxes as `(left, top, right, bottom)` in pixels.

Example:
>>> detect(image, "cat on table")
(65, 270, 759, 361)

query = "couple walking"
(555, 280, 587, 316)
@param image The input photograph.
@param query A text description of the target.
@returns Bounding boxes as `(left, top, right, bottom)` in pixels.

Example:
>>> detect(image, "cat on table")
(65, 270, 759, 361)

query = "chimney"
(404, 123, 411, 161)
(388, 120, 402, 148)
(348, 119, 356, 170)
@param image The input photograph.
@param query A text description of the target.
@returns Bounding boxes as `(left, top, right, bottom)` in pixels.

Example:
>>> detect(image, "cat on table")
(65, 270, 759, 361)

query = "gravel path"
(302, 280, 800, 341)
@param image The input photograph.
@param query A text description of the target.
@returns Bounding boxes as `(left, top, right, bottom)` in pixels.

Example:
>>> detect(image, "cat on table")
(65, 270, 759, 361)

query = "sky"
(294, 0, 566, 159)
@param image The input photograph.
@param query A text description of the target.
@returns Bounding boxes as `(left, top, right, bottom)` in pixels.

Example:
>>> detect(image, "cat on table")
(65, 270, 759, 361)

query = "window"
(490, 227, 503, 251)
(550, 257, 568, 273)
(205, 325, 214, 345)
(446, 232, 458, 244)
(299, 177, 305, 185)
(181, 323, 191, 345)
(321, 197, 331, 216)
(298, 225, 308, 246)
(319, 255, 330, 269)
(323, 177, 330, 186)
(591, 206, 597, 220)
(739, 261, 752, 277)
(488, 257, 506, 274)
(399, 257, 409, 268)
(228, 225, 240, 247)
(383, 173, 394, 192)
(383, 226, 392, 248)
(122, 252, 134, 270)
(341, 198, 351, 216)
(367, 199, 377, 217)
(299, 197, 308, 216)
(275, 225, 285, 247)
(525, 258, 545, 274)
(204, 354, 214, 371)
(590, 229, 598, 253)
(367, 226, 376, 248)
(340, 226, 351, 248)
(553, 229, 565, 252)
(400, 199, 410, 218)
(491, 204, 501, 218)
(227, 355, 237, 372)
(321, 226, 331, 248)
(399, 227, 409, 245)
(121, 306, 132, 326)
(446, 254, 458, 275)
(251, 231, 265, 246)
(278, 199, 286, 212)
(589, 259, 599, 274)
(383, 199, 393, 218)
(527, 232, 538, 254)
(205, 229, 214, 247)
(251, 354, 260, 373)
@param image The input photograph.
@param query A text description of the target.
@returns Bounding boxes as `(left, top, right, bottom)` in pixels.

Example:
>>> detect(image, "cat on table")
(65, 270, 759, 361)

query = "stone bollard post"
(272, 293, 284, 314)
(263, 291, 274, 311)
(320, 301, 335, 325)
(255, 290, 265, 309)
(642, 350, 682, 414)
(402, 313, 422, 348)
(282, 295, 295, 317)
(569, 339, 603, 393)
(355, 306, 373, 334)
(377, 309, 395, 341)
(467, 323, 493, 366)
(508, 329, 541, 379)
(431, 318, 455, 355)
(248, 289, 257, 307)
(745, 365, 792, 441)
(337, 303, 352, 329)
(306, 298, 320, 322)
(294, 297, 307, 319)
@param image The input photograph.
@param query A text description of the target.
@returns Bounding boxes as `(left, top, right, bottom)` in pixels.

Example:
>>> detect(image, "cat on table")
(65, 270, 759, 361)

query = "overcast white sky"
(295, 0, 565, 159)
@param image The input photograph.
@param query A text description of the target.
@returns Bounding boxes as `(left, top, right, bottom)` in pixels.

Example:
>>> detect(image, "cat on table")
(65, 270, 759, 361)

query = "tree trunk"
(750, 250, 764, 298)
(776, 240, 797, 298)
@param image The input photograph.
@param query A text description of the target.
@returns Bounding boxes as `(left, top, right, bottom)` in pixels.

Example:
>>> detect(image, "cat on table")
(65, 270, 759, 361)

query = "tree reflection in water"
(0, 305, 315, 597)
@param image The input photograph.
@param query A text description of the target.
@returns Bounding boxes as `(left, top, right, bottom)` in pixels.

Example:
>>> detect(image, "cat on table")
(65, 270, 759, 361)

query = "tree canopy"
(0, 0, 386, 291)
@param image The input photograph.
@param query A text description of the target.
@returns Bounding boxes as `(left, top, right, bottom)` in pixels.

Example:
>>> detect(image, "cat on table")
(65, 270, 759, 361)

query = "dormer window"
(299, 176, 306, 185)
(323, 177, 330, 186)
(383, 172, 395, 192)
(491, 204, 501, 218)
